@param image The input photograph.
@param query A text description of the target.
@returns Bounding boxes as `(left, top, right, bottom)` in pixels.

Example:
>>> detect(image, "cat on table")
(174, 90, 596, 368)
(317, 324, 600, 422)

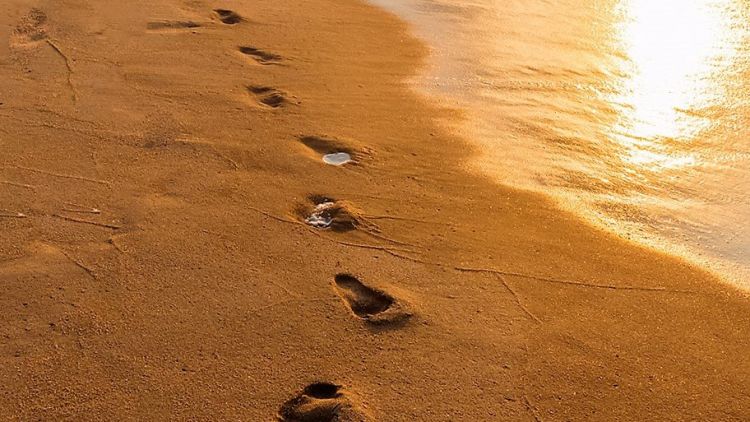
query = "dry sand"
(1, 0, 749, 420)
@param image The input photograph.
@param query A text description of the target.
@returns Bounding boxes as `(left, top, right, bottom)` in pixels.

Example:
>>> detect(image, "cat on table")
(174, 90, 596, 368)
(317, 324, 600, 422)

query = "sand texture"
(1, 0, 749, 420)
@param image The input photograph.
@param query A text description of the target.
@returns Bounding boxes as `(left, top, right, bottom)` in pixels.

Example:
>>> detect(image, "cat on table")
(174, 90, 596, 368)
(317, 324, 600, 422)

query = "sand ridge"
(0, 0, 749, 420)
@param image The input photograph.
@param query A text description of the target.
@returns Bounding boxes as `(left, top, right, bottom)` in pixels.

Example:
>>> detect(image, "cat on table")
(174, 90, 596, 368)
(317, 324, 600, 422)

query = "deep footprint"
(279, 382, 366, 422)
(247, 86, 288, 108)
(298, 136, 358, 165)
(238, 46, 282, 65)
(333, 274, 411, 325)
(214, 9, 243, 25)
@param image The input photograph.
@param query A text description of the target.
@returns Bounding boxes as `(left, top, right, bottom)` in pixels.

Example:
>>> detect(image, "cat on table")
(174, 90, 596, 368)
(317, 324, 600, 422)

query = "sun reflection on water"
(372, 0, 750, 282)
(610, 0, 738, 171)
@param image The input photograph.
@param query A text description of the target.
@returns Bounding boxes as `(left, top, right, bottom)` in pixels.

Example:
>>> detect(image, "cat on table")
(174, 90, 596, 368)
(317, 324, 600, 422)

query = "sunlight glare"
(610, 0, 737, 170)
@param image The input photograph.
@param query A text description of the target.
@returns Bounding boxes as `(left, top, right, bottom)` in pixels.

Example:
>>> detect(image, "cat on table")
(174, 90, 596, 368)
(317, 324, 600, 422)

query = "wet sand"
(1, 0, 749, 420)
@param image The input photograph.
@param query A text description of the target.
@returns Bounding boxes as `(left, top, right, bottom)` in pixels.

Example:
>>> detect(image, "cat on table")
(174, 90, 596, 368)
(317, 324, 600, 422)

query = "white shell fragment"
(322, 152, 352, 166)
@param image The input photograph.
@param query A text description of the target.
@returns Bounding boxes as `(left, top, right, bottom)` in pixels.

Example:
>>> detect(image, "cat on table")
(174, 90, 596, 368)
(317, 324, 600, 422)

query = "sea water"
(371, 0, 750, 287)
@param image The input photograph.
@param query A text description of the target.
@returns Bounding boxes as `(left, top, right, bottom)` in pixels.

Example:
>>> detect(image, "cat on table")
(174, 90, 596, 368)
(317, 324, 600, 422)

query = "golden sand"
(1, 0, 748, 420)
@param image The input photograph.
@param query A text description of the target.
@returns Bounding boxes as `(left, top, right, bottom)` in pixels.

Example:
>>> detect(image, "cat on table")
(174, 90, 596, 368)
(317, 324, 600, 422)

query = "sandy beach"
(1, 0, 749, 420)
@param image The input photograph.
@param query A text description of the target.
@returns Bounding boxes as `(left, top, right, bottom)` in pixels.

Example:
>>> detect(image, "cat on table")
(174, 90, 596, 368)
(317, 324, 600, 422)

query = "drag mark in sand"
(249, 297, 336, 316)
(279, 382, 367, 422)
(52, 214, 121, 230)
(45, 39, 77, 103)
(0, 180, 36, 190)
(107, 234, 128, 254)
(354, 246, 691, 294)
(58, 248, 98, 280)
(454, 265, 691, 293)
(62, 202, 102, 215)
(5, 165, 111, 187)
(494, 273, 541, 324)
(522, 395, 544, 422)
(10, 9, 77, 102)
(248, 204, 418, 258)
(0, 211, 27, 219)
(298, 196, 416, 247)
(249, 203, 674, 294)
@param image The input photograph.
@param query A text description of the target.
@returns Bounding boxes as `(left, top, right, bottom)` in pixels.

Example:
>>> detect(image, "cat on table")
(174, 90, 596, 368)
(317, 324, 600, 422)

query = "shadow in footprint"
(247, 86, 288, 109)
(334, 274, 411, 326)
(238, 46, 282, 65)
(214, 9, 244, 25)
(146, 21, 201, 31)
(11, 8, 47, 46)
(298, 136, 365, 166)
(279, 382, 367, 422)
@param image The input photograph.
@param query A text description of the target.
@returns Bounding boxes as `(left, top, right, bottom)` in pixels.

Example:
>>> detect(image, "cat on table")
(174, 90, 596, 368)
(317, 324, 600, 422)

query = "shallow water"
(371, 0, 750, 286)
(306, 202, 336, 228)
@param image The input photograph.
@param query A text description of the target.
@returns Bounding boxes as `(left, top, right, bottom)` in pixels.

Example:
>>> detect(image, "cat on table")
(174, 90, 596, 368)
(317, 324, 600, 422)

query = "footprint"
(214, 9, 244, 25)
(11, 8, 48, 47)
(297, 196, 361, 232)
(333, 274, 411, 326)
(279, 382, 367, 422)
(146, 21, 201, 31)
(247, 86, 288, 108)
(298, 136, 363, 166)
(238, 46, 282, 65)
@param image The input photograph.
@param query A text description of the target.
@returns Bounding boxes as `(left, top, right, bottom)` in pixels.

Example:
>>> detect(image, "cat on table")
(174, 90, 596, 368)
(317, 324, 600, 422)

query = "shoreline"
(1, 0, 749, 420)
(369, 0, 750, 290)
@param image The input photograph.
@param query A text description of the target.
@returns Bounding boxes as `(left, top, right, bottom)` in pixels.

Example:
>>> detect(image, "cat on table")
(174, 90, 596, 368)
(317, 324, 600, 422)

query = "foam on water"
(305, 202, 336, 228)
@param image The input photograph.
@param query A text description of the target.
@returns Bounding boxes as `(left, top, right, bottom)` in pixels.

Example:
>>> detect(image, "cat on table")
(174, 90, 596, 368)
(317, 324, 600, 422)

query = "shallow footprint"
(214, 9, 243, 25)
(333, 274, 411, 326)
(247, 86, 288, 108)
(11, 8, 47, 47)
(238, 46, 282, 65)
(298, 136, 361, 166)
(298, 196, 361, 232)
(279, 382, 367, 422)
(146, 20, 201, 31)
